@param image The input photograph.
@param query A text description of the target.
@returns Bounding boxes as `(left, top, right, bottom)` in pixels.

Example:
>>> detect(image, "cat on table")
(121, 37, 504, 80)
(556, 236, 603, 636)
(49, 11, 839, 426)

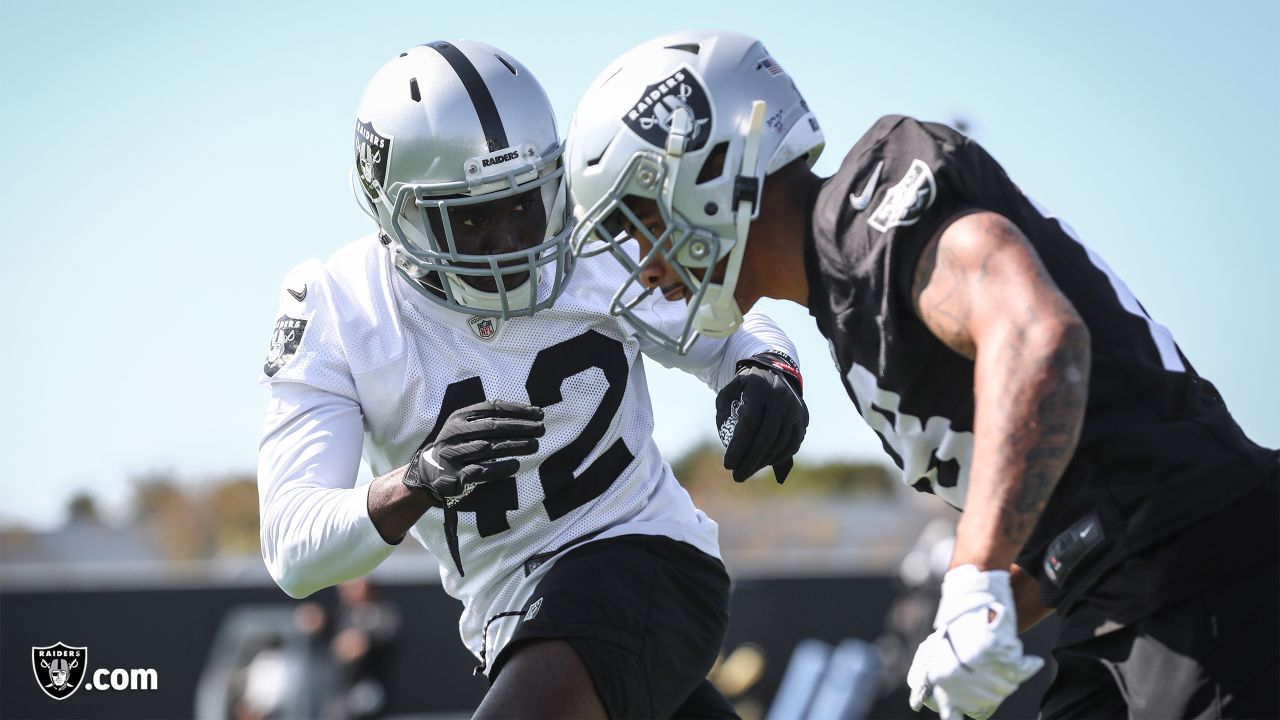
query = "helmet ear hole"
(696, 142, 730, 185)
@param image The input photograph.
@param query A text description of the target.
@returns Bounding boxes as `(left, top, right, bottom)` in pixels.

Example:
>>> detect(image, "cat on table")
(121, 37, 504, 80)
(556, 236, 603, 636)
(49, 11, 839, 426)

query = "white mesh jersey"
(257, 235, 796, 670)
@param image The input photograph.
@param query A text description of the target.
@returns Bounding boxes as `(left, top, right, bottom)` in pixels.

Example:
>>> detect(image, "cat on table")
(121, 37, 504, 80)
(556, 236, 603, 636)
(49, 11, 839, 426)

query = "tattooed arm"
(912, 210, 1091, 573)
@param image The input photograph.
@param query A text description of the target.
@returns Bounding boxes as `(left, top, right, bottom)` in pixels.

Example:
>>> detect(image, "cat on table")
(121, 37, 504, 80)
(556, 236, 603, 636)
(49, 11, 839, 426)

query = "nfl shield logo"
(32, 642, 88, 700)
(468, 316, 499, 341)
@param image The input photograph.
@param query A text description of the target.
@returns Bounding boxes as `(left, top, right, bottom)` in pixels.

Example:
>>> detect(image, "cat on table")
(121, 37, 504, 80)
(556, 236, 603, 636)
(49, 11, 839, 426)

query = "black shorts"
(1040, 553, 1278, 719)
(489, 534, 735, 719)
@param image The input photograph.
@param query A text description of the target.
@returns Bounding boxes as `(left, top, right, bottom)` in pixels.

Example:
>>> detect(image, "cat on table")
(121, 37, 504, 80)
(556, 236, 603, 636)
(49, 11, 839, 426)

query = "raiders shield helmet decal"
(264, 315, 308, 377)
(622, 67, 712, 152)
(355, 119, 392, 201)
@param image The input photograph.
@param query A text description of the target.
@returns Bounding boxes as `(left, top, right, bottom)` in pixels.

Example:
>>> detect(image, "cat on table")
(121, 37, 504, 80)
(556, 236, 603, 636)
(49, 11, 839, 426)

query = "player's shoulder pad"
(272, 235, 394, 327)
(260, 236, 403, 386)
(276, 258, 327, 309)
(816, 115, 971, 247)
(320, 235, 408, 371)
(855, 115, 964, 161)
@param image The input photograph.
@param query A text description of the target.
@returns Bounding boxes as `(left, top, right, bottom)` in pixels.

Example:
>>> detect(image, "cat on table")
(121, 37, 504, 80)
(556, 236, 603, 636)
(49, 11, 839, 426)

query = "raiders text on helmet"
(353, 40, 573, 318)
(566, 30, 824, 352)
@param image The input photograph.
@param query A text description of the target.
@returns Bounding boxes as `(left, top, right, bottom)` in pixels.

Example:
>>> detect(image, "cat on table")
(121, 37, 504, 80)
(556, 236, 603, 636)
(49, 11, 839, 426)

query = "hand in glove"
(907, 565, 1044, 720)
(716, 351, 808, 483)
(403, 400, 544, 576)
(403, 400, 544, 504)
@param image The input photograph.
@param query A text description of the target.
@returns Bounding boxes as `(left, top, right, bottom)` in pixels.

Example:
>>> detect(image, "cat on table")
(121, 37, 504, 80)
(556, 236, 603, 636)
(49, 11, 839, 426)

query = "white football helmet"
(567, 30, 823, 353)
(353, 40, 572, 318)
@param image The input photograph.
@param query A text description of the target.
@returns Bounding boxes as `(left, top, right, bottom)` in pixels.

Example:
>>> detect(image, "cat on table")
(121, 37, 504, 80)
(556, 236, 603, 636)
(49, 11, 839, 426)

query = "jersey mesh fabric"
(263, 236, 720, 664)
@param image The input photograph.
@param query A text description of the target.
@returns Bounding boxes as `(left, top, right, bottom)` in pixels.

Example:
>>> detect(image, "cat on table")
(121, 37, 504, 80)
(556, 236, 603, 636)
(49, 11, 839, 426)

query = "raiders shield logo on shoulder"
(355, 119, 392, 201)
(32, 642, 87, 700)
(622, 67, 713, 152)
(869, 159, 936, 232)
(264, 315, 308, 377)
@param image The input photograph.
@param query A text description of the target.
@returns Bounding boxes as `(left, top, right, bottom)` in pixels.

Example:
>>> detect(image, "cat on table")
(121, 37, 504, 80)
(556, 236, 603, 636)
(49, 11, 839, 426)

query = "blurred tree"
(0, 526, 34, 557)
(787, 459, 897, 496)
(671, 442, 896, 502)
(670, 442, 736, 494)
(130, 469, 181, 521)
(30, 442, 901, 565)
(208, 474, 261, 556)
(130, 471, 210, 560)
(65, 492, 104, 526)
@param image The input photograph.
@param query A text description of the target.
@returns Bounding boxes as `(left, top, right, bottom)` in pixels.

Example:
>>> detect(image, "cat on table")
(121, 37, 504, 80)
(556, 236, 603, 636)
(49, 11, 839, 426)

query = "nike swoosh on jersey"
(287, 285, 307, 302)
(848, 161, 884, 211)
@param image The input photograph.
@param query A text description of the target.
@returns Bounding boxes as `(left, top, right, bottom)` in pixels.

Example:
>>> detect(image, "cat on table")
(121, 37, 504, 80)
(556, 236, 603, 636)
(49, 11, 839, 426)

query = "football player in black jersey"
(567, 30, 1278, 720)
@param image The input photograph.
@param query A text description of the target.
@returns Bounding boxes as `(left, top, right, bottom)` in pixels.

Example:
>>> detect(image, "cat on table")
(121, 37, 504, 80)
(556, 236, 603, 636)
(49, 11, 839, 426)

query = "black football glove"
(403, 400, 544, 504)
(403, 400, 544, 575)
(716, 351, 808, 483)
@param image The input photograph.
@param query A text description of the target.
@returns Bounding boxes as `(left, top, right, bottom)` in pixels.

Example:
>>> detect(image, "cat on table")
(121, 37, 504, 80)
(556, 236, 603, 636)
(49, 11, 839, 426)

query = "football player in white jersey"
(257, 40, 809, 718)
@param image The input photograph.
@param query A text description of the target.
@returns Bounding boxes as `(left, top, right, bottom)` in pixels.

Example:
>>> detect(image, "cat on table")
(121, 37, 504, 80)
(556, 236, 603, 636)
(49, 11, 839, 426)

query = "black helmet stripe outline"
(426, 41, 509, 152)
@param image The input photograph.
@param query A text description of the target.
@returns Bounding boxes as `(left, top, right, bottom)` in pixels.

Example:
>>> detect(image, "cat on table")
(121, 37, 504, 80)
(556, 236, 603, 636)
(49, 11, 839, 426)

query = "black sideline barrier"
(2, 576, 1059, 719)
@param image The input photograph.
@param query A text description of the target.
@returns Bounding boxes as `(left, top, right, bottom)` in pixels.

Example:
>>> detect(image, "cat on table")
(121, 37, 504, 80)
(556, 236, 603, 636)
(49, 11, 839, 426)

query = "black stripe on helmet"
(426, 41, 509, 152)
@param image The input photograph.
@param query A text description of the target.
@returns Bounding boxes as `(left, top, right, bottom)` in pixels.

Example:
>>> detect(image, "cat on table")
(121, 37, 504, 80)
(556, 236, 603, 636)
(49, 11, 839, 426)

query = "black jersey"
(804, 115, 1278, 616)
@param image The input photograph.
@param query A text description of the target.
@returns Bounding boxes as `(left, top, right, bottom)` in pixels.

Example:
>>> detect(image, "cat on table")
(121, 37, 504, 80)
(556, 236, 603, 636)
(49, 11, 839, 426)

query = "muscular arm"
(912, 210, 1091, 572)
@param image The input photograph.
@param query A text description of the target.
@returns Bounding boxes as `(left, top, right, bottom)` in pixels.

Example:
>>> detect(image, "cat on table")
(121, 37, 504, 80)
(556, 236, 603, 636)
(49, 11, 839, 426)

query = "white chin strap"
(691, 100, 767, 338)
(444, 272, 538, 313)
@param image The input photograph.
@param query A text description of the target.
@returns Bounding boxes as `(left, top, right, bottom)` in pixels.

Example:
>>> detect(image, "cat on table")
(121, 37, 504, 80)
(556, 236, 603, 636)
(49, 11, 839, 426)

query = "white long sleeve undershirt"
(257, 382, 395, 598)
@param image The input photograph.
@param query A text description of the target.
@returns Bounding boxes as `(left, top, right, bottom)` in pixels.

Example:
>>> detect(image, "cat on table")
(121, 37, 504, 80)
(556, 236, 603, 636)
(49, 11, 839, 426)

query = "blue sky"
(2, 1, 1276, 529)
